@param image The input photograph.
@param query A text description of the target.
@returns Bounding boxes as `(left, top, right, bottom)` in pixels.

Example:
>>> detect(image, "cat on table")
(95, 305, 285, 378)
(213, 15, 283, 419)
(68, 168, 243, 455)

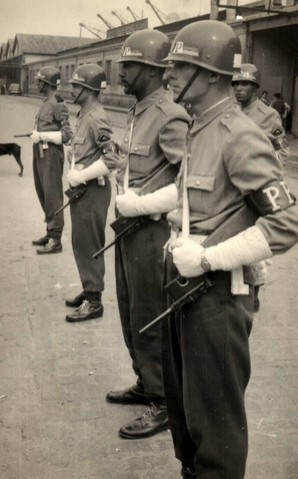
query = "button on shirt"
(72, 103, 113, 168)
(116, 87, 190, 192)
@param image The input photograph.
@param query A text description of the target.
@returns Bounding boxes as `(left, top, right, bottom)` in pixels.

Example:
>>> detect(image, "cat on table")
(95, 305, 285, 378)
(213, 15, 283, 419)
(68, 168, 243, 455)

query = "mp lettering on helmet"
(171, 41, 199, 57)
(122, 46, 142, 57)
(245, 180, 296, 216)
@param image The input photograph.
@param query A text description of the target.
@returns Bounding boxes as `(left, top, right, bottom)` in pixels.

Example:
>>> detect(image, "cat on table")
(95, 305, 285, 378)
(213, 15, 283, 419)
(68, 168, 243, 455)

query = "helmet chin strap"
(73, 86, 86, 104)
(39, 81, 47, 94)
(123, 65, 144, 95)
(174, 66, 201, 104)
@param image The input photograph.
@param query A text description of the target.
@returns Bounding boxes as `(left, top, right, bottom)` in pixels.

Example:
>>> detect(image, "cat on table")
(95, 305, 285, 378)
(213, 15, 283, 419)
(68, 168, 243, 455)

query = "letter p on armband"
(245, 180, 296, 216)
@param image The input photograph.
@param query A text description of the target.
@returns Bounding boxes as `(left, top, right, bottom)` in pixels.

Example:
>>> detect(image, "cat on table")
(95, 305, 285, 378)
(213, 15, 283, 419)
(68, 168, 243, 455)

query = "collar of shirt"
(191, 96, 236, 134)
(78, 102, 98, 119)
(132, 86, 165, 117)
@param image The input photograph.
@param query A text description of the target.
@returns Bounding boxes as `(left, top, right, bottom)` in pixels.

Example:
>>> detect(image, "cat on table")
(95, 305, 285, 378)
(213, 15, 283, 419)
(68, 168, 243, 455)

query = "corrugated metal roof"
(14, 34, 96, 55)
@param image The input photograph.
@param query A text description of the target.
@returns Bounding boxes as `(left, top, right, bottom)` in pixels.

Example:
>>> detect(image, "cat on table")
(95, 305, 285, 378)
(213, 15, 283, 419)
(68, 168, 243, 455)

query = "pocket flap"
(73, 136, 85, 145)
(130, 143, 150, 156)
(186, 175, 215, 191)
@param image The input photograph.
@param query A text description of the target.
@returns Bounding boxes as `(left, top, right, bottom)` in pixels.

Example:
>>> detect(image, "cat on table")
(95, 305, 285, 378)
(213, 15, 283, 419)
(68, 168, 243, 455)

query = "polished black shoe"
(32, 235, 49, 246)
(36, 238, 62, 255)
(66, 300, 103, 322)
(65, 292, 86, 308)
(106, 385, 150, 405)
(119, 403, 169, 439)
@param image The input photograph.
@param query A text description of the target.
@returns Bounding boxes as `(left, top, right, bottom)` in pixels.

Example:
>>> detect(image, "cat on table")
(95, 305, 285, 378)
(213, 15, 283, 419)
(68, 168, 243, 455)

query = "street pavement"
(0, 95, 297, 479)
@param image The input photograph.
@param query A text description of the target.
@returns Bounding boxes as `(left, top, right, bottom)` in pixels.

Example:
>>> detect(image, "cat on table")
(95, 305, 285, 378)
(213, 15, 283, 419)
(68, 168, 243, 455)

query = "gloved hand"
(251, 258, 272, 286)
(67, 169, 86, 187)
(115, 189, 140, 217)
(102, 152, 119, 171)
(30, 131, 41, 144)
(171, 237, 205, 278)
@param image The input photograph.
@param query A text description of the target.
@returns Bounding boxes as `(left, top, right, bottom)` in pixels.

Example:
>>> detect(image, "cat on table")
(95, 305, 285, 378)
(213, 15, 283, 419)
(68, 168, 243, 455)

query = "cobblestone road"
(0, 95, 297, 479)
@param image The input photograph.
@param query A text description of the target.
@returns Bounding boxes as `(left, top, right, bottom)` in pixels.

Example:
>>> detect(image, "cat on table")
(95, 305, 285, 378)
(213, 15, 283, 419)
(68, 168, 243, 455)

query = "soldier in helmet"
(31, 66, 72, 254)
(122, 20, 298, 478)
(64, 64, 117, 322)
(104, 29, 190, 439)
(232, 63, 290, 167)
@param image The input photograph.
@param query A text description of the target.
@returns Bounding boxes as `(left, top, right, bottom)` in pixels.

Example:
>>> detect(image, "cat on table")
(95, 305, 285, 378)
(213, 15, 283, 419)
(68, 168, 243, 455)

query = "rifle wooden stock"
(93, 215, 148, 259)
(140, 205, 258, 333)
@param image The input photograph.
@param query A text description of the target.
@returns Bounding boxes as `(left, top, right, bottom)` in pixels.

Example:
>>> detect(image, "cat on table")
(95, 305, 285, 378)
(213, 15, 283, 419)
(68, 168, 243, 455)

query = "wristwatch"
(200, 249, 212, 272)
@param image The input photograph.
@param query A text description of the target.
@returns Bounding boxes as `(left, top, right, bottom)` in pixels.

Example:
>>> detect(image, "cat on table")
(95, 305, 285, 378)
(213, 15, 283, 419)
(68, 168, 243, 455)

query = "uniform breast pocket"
(129, 143, 151, 175)
(187, 175, 216, 211)
(73, 136, 85, 155)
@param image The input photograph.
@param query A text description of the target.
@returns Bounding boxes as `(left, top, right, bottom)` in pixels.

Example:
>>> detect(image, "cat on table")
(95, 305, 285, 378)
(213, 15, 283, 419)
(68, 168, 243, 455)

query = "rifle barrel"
(14, 134, 31, 138)
(93, 239, 117, 259)
(139, 306, 173, 334)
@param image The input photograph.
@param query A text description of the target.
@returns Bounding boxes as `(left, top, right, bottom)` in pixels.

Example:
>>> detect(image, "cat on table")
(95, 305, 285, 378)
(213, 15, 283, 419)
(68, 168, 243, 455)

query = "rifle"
(140, 204, 258, 333)
(93, 215, 148, 258)
(93, 161, 179, 259)
(54, 184, 87, 216)
(14, 133, 31, 138)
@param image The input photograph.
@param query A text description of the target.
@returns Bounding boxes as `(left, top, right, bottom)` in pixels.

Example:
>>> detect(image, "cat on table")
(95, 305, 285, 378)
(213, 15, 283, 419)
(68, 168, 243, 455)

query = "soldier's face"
(70, 84, 88, 104)
(168, 62, 206, 103)
(232, 81, 256, 105)
(118, 61, 144, 96)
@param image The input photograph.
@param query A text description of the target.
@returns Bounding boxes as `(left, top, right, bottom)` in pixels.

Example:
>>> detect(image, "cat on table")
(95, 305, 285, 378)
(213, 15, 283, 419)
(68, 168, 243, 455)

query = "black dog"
(0, 143, 24, 176)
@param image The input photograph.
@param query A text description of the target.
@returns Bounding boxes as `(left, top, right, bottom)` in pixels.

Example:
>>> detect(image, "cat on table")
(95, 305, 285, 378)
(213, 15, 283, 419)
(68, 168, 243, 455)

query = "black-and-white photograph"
(0, 1, 297, 478)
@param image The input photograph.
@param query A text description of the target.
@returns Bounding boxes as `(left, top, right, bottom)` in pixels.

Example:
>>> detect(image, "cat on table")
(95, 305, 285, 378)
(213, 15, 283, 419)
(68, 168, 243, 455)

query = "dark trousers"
(70, 179, 111, 296)
(115, 216, 170, 402)
(162, 269, 254, 479)
(33, 143, 64, 238)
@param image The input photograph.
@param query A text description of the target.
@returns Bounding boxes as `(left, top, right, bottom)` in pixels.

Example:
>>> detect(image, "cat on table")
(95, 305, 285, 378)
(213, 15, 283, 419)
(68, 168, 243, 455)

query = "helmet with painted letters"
(231, 63, 260, 87)
(164, 20, 242, 75)
(68, 64, 106, 91)
(117, 29, 171, 68)
(34, 66, 61, 86)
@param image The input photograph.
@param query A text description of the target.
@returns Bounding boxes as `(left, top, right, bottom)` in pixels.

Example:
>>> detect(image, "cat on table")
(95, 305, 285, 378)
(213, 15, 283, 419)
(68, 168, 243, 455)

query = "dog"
(0, 143, 24, 176)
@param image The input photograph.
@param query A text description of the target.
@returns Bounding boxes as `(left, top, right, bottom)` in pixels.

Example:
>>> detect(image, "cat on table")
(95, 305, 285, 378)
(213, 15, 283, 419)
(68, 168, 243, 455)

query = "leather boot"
(65, 292, 86, 308)
(106, 385, 150, 405)
(66, 300, 103, 322)
(32, 235, 49, 246)
(119, 403, 169, 439)
(36, 238, 62, 255)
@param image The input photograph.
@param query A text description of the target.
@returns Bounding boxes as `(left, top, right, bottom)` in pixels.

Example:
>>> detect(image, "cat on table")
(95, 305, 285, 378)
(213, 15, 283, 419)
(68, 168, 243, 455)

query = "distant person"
(232, 65, 289, 167)
(260, 90, 268, 105)
(30, 66, 72, 254)
(64, 64, 117, 323)
(270, 92, 286, 123)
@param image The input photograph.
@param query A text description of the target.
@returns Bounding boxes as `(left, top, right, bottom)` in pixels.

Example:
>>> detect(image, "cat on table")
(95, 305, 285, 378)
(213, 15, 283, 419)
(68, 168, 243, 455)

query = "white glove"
(30, 130, 41, 144)
(116, 184, 178, 218)
(39, 131, 62, 145)
(205, 226, 273, 272)
(251, 258, 272, 286)
(171, 237, 205, 278)
(67, 169, 86, 187)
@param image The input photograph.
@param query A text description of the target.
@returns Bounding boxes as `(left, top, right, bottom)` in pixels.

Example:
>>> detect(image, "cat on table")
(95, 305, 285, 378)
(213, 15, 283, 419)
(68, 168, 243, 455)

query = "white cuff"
(205, 225, 273, 272)
(137, 183, 178, 215)
(80, 159, 110, 182)
(39, 131, 62, 145)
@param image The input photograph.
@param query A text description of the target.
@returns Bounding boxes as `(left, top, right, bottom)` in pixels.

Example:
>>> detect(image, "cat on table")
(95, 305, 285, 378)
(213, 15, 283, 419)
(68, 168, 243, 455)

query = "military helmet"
(35, 66, 61, 86)
(68, 64, 106, 91)
(164, 20, 242, 76)
(231, 63, 260, 87)
(117, 29, 171, 68)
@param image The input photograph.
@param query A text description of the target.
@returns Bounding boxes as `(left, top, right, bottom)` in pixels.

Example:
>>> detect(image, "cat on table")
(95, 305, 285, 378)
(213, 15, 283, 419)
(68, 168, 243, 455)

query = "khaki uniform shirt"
(172, 97, 298, 253)
(73, 103, 113, 168)
(36, 94, 72, 144)
(242, 98, 289, 166)
(116, 87, 190, 192)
